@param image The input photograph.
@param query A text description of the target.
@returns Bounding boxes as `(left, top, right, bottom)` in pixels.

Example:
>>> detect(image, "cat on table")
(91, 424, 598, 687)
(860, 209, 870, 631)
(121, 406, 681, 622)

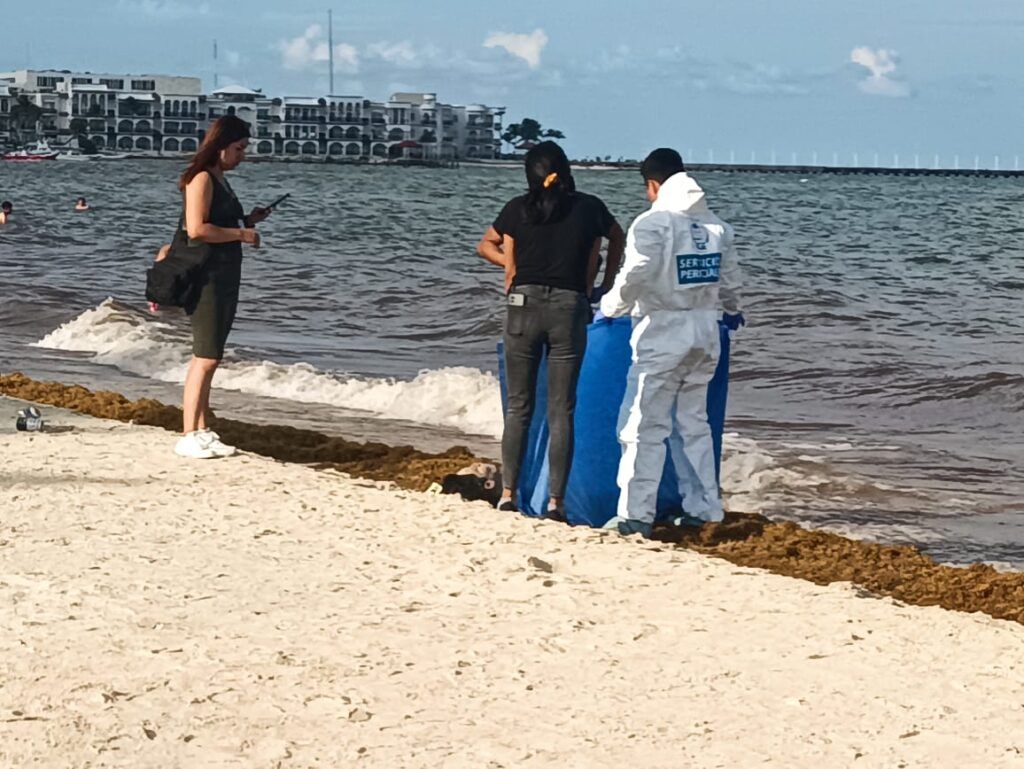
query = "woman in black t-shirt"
(477, 141, 625, 521)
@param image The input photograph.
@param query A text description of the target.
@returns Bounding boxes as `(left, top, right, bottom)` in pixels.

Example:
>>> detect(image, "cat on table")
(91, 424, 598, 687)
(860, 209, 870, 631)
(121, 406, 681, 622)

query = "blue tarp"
(497, 316, 730, 527)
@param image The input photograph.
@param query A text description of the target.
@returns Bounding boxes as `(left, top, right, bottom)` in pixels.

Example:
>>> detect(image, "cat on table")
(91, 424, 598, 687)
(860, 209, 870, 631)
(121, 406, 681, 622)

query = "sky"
(3, 0, 1024, 164)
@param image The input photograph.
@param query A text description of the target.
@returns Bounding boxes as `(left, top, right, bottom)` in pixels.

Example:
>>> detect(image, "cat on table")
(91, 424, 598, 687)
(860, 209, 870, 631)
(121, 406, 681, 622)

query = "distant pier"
(682, 163, 1024, 179)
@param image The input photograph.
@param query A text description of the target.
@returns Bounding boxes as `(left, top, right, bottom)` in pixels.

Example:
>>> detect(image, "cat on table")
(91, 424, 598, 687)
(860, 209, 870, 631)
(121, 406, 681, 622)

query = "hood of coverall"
(651, 172, 710, 215)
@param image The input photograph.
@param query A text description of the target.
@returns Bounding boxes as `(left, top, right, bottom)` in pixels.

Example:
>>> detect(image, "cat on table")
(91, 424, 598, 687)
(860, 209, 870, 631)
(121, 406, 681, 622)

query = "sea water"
(0, 160, 1021, 566)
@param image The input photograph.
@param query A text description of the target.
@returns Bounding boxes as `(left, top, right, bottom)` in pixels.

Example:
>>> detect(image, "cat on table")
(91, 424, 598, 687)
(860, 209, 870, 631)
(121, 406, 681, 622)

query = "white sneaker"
(199, 429, 237, 457)
(174, 431, 218, 459)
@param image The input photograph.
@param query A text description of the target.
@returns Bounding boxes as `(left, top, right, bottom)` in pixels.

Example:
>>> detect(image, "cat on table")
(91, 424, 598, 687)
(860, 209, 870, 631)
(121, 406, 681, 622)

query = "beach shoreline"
(2, 373, 1023, 629)
(2, 393, 1023, 767)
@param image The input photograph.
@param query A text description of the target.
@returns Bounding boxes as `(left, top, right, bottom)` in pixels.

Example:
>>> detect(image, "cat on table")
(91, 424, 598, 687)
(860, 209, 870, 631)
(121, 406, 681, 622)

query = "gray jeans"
(502, 285, 590, 500)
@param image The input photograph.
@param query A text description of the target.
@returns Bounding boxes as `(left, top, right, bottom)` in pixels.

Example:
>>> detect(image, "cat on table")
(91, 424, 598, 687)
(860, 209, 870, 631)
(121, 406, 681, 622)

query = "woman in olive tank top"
(174, 115, 270, 460)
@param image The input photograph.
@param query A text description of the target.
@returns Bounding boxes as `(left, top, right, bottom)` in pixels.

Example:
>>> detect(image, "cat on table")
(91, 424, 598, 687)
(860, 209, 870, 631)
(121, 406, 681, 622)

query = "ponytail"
(523, 141, 575, 224)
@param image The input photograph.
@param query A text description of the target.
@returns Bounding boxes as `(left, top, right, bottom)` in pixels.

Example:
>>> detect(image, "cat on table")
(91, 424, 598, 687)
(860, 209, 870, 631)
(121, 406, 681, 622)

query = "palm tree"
(501, 117, 565, 154)
(10, 95, 43, 144)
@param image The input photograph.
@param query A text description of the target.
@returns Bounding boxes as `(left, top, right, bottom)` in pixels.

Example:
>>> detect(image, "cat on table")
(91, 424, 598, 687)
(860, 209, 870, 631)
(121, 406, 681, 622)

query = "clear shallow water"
(1, 160, 1022, 567)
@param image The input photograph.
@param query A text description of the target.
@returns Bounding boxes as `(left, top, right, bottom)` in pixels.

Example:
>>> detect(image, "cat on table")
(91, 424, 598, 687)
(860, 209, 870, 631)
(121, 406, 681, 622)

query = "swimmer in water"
(0, 201, 11, 224)
(148, 244, 171, 312)
(75, 197, 90, 211)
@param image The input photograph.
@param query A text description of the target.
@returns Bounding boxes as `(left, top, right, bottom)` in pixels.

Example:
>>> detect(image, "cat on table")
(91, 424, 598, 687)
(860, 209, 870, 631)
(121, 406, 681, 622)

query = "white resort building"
(0, 69, 504, 161)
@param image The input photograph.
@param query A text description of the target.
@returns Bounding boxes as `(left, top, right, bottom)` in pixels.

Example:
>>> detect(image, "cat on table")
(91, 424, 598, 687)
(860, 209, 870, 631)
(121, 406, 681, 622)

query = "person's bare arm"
(600, 222, 626, 292)
(185, 171, 259, 246)
(476, 226, 508, 268)
(586, 237, 603, 291)
(502, 235, 516, 292)
(477, 227, 517, 291)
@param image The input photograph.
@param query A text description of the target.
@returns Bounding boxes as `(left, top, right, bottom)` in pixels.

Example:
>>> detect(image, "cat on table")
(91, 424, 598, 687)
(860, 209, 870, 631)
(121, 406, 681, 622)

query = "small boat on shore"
(56, 149, 97, 162)
(2, 140, 60, 162)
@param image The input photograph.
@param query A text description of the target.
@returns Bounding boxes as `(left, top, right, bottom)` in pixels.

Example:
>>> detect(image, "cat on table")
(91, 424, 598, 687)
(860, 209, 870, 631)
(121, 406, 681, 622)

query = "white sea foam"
(35, 299, 505, 437)
(718, 432, 912, 513)
(34, 301, 898, 516)
(718, 432, 820, 511)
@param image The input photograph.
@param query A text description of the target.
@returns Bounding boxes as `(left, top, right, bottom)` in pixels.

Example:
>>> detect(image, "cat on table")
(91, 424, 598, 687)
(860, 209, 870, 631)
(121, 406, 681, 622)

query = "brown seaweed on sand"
(3, 372, 1022, 626)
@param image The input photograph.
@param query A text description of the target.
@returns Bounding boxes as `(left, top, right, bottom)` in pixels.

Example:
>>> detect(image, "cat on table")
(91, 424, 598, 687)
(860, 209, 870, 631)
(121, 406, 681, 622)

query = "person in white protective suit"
(599, 148, 744, 539)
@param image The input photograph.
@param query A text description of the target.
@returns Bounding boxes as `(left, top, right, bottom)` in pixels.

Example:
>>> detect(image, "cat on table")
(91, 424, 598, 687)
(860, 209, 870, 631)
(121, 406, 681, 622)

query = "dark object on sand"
(441, 462, 503, 507)
(16, 406, 44, 432)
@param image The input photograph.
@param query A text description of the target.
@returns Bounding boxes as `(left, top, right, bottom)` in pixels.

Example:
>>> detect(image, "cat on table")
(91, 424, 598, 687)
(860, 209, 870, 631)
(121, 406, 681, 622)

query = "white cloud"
(117, 0, 209, 17)
(367, 41, 419, 66)
(483, 29, 548, 69)
(334, 44, 360, 73)
(850, 47, 911, 97)
(278, 24, 360, 73)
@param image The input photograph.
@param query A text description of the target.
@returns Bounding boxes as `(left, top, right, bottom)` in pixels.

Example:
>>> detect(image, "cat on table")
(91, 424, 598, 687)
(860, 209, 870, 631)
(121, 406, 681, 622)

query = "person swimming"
(75, 197, 90, 211)
(0, 201, 11, 224)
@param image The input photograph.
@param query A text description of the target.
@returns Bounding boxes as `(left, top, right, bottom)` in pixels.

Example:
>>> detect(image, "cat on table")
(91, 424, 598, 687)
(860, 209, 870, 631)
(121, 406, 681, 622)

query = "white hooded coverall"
(599, 172, 742, 524)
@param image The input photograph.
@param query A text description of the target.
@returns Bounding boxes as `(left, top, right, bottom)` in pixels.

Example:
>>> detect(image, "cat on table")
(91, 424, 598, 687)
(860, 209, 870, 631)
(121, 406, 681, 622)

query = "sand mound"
(3, 372, 1022, 626)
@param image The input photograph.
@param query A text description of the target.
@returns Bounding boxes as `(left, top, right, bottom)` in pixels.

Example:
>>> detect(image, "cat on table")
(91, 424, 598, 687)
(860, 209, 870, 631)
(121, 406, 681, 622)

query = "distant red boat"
(3, 141, 60, 161)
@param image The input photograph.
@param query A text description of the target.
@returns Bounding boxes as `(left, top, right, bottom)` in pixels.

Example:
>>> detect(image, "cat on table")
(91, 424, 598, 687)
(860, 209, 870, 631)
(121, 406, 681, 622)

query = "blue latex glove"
(592, 309, 610, 323)
(722, 312, 746, 331)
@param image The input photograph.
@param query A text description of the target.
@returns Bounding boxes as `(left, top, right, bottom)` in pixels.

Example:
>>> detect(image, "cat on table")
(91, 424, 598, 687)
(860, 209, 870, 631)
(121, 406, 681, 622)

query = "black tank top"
(206, 172, 245, 261)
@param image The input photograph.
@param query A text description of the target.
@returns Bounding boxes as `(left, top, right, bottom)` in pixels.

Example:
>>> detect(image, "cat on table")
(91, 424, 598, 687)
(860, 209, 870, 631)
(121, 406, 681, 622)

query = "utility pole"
(328, 9, 335, 94)
(213, 39, 219, 90)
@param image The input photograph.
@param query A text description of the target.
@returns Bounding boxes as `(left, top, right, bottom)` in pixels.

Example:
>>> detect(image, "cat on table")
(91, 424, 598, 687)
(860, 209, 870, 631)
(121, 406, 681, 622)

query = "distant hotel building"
(0, 69, 504, 161)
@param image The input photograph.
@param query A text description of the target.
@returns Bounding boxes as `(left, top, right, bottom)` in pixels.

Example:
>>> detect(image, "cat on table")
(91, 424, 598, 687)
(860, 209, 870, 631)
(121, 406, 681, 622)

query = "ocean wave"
(719, 432, 931, 514)
(34, 299, 505, 437)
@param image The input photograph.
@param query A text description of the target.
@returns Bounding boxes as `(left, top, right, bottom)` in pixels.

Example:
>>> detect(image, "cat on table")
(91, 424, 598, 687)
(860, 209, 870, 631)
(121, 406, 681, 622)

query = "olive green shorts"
(189, 255, 242, 360)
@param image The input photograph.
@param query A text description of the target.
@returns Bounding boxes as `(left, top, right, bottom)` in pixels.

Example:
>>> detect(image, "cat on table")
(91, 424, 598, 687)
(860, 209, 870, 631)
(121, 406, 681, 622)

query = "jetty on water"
(676, 163, 1024, 179)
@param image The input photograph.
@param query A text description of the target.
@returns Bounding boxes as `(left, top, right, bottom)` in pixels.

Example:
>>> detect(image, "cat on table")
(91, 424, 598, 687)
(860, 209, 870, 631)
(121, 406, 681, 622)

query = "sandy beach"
(2, 396, 1023, 768)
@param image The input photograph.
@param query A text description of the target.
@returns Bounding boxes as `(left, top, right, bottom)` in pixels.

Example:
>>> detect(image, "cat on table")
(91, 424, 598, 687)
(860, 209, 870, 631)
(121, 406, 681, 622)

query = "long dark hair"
(523, 141, 575, 224)
(178, 115, 251, 191)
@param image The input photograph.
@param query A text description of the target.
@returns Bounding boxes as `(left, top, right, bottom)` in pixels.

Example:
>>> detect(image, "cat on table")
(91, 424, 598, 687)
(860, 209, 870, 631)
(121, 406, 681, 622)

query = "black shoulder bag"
(145, 213, 210, 313)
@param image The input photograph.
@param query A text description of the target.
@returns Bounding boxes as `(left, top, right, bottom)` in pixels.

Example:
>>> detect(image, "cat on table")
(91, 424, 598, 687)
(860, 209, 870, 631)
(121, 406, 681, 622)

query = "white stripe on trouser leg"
(616, 369, 675, 524)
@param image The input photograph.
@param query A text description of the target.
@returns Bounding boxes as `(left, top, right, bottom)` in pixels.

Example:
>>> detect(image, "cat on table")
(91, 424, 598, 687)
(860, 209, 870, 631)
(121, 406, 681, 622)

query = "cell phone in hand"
(264, 193, 291, 210)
